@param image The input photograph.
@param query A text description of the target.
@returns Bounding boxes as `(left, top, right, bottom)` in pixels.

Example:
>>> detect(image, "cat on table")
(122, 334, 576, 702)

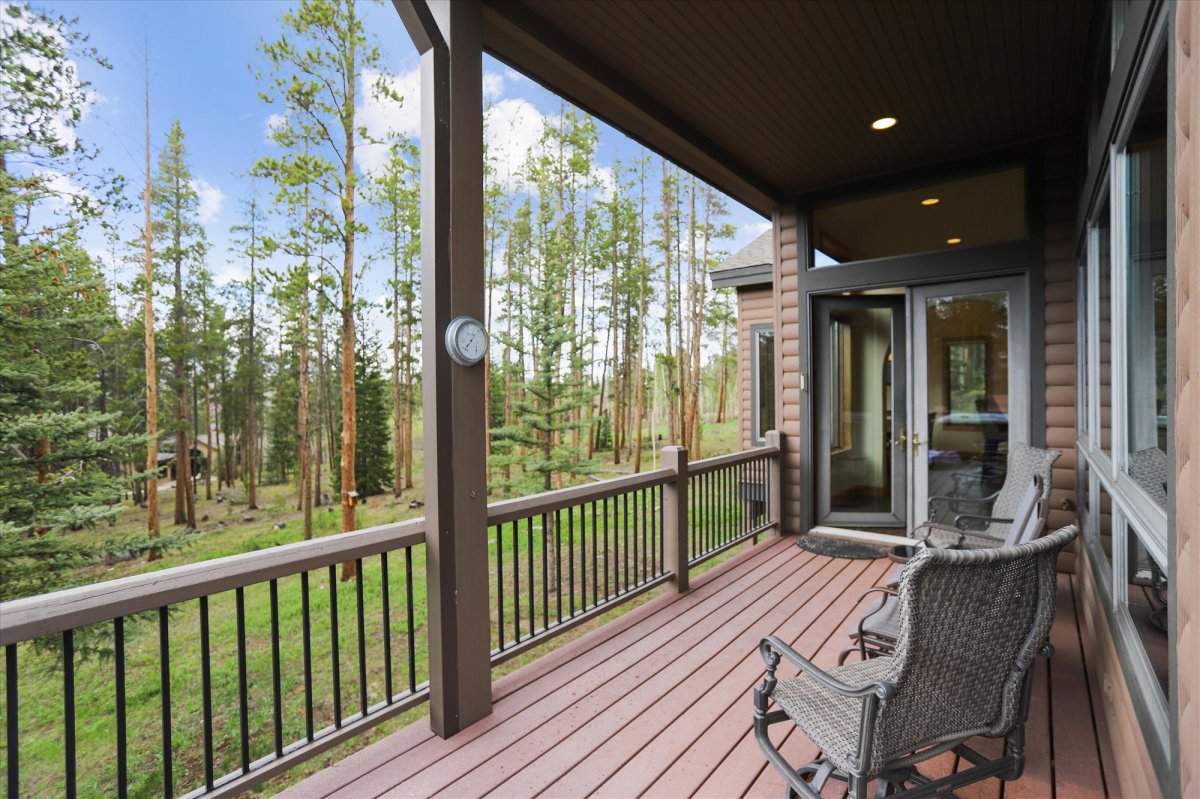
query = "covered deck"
(282, 535, 1113, 799)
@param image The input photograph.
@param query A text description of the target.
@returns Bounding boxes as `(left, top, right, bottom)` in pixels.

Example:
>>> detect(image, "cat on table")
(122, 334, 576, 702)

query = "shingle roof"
(715, 229, 772, 272)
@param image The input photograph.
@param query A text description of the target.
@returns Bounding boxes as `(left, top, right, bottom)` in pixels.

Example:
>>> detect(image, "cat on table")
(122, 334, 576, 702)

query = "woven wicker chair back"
(869, 525, 1078, 773)
(982, 443, 1061, 539)
(1128, 447, 1169, 505)
(1001, 476, 1043, 547)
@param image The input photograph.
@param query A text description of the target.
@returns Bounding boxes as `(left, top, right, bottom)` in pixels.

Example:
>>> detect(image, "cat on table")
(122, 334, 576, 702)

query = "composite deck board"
(281, 536, 1112, 799)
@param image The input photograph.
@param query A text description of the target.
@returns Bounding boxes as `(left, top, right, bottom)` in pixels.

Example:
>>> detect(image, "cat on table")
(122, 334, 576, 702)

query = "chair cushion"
(860, 595, 901, 638)
(772, 657, 894, 774)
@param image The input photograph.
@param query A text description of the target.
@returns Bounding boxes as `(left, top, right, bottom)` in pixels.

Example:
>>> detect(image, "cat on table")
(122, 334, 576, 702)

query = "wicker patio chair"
(927, 442, 1060, 544)
(754, 525, 1079, 799)
(839, 477, 1046, 665)
(1128, 447, 1169, 506)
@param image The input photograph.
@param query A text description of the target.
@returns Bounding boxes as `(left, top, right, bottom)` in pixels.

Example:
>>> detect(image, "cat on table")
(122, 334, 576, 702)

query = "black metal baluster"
(496, 524, 505, 649)
(270, 581, 284, 757)
(555, 509, 563, 623)
(513, 522, 521, 643)
(579, 503, 587, 611)
(602, 497, 610, 600)
(236, 587, 250, 774)
(722, 465, 729, 545)
(301, 571, 314, 741)
(632, 488, 640, 585)
(356, 559, 368, 717)
(567, 506, 575, 616)
(6, 645, 16, 799)
(641, 488, 649, 581)
(526, 517, 535, 639)
(63, 629, 75, 799)
(622, 491, 629, 592)
(329, 565, 341, 726)
(114, 618, 127, 799)
(659, 484, 665, 571)
(740, 462, 747, 535)
(405, 548, 417, 693)
(591, 501, 599, 606)
(199, 597, 214, 791)
(542, 513, 549, 631)
(159, 606, 172, 799)
(381, 553, 393, 701)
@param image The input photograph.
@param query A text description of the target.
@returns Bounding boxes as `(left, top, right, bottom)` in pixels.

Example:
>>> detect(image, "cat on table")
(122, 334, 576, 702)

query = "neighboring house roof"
(195, 432, 225, 450)
(710, 229, 773, 289)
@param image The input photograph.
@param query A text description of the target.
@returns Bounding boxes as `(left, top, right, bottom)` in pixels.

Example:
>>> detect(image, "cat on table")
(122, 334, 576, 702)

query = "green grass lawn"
(1, 419, 758, 797)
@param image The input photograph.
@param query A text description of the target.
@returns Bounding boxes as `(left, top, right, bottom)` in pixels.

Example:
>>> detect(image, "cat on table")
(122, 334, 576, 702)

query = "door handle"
(895, 429, 907, 448)
(911, 432, 922, 457)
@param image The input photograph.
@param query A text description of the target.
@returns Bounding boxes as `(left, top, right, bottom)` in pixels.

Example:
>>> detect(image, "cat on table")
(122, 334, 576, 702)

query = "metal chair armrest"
(953, 514, 1013, 530)
(759, 635, 895, 700)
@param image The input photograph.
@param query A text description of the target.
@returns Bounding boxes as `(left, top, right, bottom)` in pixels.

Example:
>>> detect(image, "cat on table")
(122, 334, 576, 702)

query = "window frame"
(750, 323, 775, 446)
(1076, 6, 1173, 783)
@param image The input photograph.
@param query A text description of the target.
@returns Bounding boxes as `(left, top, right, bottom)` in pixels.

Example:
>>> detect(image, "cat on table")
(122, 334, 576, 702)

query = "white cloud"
(484, 98, 546, 189)
(591, 165, 615, 202)
(358, 67, 421, 175)
(192, 178, 226, 224)
(738, 221, 771, 238)
(214, 264, 247, 286)
(482, 71, 505, 100)
(503, 68, 525, 83)
(263, 113, 287, 145)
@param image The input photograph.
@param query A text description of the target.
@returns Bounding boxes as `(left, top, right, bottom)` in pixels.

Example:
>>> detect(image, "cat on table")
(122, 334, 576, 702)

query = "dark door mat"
(796, 535, 889, 560)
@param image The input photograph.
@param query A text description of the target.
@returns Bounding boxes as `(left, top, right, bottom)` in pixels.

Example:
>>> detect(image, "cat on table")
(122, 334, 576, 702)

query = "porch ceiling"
(481, 0, 1097, 216)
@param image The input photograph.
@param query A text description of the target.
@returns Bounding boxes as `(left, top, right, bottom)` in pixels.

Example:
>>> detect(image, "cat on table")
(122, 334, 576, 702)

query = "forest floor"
(7, 419, 748, 798)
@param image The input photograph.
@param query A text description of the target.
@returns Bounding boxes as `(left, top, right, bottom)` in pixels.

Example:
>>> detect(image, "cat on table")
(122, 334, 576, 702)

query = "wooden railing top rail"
(486, 467, 673, 526)
(0, 517, 426, 647)
(687, 444, 779, 476)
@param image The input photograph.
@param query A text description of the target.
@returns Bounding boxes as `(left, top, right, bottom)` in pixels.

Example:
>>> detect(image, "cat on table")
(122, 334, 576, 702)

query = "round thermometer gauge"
(444, 316, 488, 366)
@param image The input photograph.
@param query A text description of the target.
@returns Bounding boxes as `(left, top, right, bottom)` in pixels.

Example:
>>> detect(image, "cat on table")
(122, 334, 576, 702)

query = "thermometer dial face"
(445, 316, 488, 366)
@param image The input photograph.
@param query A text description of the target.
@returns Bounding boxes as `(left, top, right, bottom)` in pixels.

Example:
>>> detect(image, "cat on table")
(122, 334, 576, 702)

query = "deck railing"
(1, 520, 429, 799)
(1, 434, 782, 799)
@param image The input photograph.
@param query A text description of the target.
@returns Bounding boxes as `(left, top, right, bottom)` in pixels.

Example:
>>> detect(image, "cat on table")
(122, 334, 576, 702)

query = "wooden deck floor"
(280, 536, 1114, 799)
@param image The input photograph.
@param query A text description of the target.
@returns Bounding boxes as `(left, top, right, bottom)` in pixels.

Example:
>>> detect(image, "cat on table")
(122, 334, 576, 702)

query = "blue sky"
(48, 0, 769, 336)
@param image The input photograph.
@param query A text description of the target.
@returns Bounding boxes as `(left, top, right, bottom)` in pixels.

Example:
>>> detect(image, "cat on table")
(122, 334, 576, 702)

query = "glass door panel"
(815, 297, 906, 527)
(912, 278, 1029, 525)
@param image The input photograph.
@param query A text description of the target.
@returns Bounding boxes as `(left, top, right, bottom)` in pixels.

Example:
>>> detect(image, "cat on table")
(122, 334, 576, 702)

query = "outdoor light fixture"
(946, 237, 963, 245)
(871, 117, 897, 130)
(921, 197, 940, 206)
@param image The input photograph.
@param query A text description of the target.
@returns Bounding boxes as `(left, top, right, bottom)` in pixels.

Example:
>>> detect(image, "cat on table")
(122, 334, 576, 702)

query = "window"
(1077, 23, 1171, 767)
(1123, 51, 1169, 508)
(751, 325, 775, 444)
(811, 168, 1026, 265)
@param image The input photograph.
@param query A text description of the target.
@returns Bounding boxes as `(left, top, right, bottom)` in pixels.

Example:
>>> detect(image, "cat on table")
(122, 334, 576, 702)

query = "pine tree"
(259, 0, 397, 576)
(151, 120, 205, 529)
(0, 5, 179, 599)
(333, 334, 392, 499)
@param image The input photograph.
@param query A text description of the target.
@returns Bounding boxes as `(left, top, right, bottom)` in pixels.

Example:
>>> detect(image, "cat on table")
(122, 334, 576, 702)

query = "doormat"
(796, 535, 888, 560)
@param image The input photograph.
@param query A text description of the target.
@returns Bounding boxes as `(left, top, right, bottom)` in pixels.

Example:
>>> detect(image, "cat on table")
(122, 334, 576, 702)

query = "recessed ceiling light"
(921, 198, 940, 206)
(871, 117, 897, 131)
(841, 291, 852, 296)
(946, 237, 963, 245)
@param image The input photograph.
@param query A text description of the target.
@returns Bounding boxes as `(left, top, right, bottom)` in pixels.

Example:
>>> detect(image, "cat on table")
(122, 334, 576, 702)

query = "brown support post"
(766, 430, 783, 535)
(396, 0, 491, 737)
(661, 446, 689, 592)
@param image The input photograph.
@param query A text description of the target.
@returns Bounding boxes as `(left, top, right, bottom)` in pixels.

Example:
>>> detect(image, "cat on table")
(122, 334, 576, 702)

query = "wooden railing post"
(662, 446, 689, 592)
(400, 0, 491, 738)
(766, 431, 783, 535)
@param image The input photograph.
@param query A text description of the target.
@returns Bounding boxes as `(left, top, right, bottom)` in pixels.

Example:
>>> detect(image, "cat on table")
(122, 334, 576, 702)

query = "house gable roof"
(711, 229, 773, 289)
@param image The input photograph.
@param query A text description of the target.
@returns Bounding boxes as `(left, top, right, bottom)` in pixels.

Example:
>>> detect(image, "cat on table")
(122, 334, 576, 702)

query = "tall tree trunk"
(172, 174, 196, 529)
(314, 304, 326, 507)
(633, 160, 648, 472)
(204, 367, 216, 499)
(340, 12, 358, 580)
(143, 62, 160, 556)
(245, 211, 259, 511)
(391, 219, 404, 498)
(660, 160, 679, 445)
(299, 268, 312, 539)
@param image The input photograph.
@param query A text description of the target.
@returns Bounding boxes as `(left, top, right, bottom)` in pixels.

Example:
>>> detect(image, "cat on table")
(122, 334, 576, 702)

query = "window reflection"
(1124, 49, 1169, 507)
(1124, 525, 1169, 699)
(752, 326, 775, 443)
